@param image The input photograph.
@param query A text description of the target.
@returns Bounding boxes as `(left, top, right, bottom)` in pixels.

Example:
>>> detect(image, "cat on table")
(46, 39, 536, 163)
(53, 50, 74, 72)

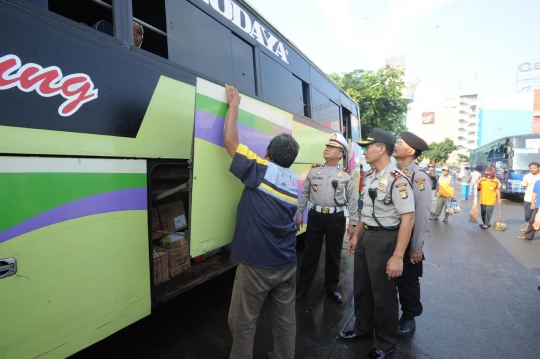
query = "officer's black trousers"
(397, 257, 424, 319)
(353, 229, 398, 352)
(297, 211, 346, 294)
(397, 276, 422, 319)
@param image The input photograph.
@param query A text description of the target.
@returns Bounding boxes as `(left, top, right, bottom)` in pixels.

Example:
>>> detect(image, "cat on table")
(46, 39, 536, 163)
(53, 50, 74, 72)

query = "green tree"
(330, 66, 408, 138)
(419, 138, 458, 164)
(456, 153, 470, 163)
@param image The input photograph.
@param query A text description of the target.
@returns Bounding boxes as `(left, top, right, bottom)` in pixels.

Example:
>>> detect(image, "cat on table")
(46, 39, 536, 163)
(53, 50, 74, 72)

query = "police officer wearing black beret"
(393, 131, 431, 338)
(337, 128, 415, 359)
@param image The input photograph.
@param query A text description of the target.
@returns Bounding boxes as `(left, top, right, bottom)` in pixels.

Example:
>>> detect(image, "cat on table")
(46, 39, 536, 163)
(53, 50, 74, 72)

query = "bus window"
(132, 0, 168, 58)
(312, 88, 341, 131)
(260, 53, 294, 111)
(342, 107, 351, 140)
(231, 35, 257, 97)
(48, 0, 114, 36)
(292, 76, 310, 117)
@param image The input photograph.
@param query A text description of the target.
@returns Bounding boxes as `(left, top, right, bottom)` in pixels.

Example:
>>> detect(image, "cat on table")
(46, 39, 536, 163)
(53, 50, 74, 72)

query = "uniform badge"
(337, 172, 343, 178)
(399, 188, 408, 199)
(395, 183, 407, 188)
(379, 178, 388, 187)
(316, 172, 322, 175)
(418, 184, 425, 191)
(313, 185, 318, 192)
(330, 134, 337, 140)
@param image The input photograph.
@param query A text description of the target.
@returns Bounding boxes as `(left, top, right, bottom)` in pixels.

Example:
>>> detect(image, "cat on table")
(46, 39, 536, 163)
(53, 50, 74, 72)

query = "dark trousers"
(353, 229, 399, 352)
(397, 277, 422, 319)
(480, 205, 494, 225)
(524, 202, 533, 222)
(397, 257, 423, 319)
(297, 211, 346, 294)
(524, 208, 538, 240)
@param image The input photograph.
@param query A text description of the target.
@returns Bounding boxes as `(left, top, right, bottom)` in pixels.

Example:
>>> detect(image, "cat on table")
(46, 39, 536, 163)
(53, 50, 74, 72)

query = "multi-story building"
(456, 93, 478, 155)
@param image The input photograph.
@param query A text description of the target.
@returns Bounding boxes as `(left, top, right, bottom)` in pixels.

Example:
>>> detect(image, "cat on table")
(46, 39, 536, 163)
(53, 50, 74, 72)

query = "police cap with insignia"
(326, 132, 349, 154)
(400, 131, 429, 151)
(357, 128, 396, 146)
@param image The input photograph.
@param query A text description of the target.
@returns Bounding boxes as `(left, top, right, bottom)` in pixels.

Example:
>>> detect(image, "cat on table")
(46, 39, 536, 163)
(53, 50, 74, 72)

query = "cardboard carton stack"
(157, 231, 191, 278)
(150, 200, 188, 240)
(153, 246, 169, 285)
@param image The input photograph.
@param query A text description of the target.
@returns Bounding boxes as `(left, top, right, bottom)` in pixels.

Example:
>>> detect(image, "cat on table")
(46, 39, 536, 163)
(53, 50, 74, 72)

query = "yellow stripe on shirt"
(236, 144, 268, 165)
(260, 183, 298, 203)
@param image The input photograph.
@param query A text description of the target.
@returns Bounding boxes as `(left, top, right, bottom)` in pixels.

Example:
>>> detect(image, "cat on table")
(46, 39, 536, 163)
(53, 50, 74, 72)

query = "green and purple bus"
(0, 0, 360, 357)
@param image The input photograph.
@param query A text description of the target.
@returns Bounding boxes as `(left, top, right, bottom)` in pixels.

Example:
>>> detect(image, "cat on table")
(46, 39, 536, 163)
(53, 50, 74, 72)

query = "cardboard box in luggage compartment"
(152, 246, 169, 285)
(169, 262, 191, 277)
(151, 200, 187, 239)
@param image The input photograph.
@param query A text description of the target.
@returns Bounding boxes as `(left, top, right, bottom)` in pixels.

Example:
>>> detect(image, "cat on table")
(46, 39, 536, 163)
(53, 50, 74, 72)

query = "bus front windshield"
(512, 149, 540, 171)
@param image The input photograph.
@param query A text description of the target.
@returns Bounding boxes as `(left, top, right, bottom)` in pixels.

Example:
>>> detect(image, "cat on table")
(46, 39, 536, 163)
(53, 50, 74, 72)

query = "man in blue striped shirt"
(224, 85, 300, 359)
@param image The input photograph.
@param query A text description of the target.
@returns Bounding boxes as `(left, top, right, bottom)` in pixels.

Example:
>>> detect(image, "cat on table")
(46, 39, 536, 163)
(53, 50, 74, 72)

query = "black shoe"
(327, 291, 342, 304)
(398, 317, 416, 338)
(295, 291, 306, 300)
(336, 330, 374, 341)
(367, 347, 395, 359)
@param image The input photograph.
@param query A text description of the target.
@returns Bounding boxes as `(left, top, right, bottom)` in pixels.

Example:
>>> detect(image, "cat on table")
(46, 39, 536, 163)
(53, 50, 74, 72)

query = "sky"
(247, 0, 540, 104)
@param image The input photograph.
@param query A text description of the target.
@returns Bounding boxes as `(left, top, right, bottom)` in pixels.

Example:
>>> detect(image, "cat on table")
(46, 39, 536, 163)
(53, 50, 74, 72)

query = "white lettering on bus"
(0, 54, 98, 117)
(200, 0, 289, 64)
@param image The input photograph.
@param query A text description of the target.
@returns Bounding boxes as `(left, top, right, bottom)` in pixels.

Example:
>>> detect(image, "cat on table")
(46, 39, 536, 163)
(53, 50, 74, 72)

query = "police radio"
(332, 180, 349, 216)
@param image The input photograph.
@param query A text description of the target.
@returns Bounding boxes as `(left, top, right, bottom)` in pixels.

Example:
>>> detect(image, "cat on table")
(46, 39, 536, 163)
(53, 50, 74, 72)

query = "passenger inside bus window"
(133, 21, 144, 48)
(132, 0, 168, 58)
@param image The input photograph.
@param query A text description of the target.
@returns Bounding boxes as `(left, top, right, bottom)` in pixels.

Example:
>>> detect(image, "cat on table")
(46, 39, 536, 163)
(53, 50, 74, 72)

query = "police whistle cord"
(368, 188, 400, 230)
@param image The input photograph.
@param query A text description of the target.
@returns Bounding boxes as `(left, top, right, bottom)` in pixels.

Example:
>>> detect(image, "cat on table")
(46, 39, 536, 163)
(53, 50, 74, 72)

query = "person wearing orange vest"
(430, 166, 455, 222)
(478, 167, 502, 229)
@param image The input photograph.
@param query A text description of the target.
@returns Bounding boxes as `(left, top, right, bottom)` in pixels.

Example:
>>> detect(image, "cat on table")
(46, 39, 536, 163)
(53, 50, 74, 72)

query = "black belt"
(363, 224, 399, 231)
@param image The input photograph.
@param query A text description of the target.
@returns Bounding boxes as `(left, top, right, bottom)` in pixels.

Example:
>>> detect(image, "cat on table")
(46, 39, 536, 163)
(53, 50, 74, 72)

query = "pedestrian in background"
(337, 128, 415, 359)
(430, 166, 455, 223)
(469, 167, 481, 197)
(393, 131, 431, 338)
(224, 85, 300, 359)
(427, 164, 439, 214)
(518, 177, 540, 241)
(295, 133, 358, 304)
(477, 167, 501, 229)
(460, 166, 471, 200)
(520, 162, 540, 232)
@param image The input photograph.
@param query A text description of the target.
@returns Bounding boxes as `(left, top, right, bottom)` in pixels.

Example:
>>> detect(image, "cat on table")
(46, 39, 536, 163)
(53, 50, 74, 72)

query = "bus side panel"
(0, 157, 150, 359)
(0, 2, 196, 159)
(190, 79, 293, 256)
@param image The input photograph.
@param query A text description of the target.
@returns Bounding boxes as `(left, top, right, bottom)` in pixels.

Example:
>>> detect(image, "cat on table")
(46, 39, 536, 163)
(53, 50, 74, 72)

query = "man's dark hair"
(267, 133, 299, 168)
(413, 150, 422, 159)
(529, 162, 540, 168)
(374, 142, 394, 157)
(465, 167, 469, 170)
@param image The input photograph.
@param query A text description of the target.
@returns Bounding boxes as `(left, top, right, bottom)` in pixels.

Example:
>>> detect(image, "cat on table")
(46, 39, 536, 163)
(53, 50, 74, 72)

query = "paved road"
(71, 191, 540, 359)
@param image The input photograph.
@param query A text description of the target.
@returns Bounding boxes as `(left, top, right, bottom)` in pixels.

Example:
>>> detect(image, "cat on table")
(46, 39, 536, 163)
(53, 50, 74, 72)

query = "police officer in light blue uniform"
(296, 132, 358, 304)
(393, 131, 431, 338)
(337, 128, 415, 359)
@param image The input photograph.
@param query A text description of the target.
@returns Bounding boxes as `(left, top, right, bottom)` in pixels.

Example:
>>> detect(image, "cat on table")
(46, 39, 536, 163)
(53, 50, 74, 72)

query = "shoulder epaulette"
(311, 163, 322, 168)
(342, 166, 351, 175)
(390, 170, 404, 179)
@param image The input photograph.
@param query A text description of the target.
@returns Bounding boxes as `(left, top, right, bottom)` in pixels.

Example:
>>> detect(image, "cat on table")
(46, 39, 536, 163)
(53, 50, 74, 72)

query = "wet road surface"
(71, 192, 540, 359)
